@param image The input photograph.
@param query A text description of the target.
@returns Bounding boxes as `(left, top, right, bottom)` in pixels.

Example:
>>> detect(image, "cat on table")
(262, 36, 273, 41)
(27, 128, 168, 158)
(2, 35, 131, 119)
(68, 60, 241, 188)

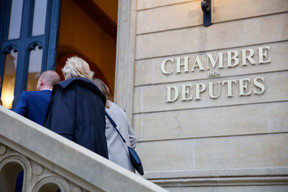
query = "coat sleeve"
(127, 121, 137, 149)
(14, 92, 28, 117)
(44, 87, 77, 141)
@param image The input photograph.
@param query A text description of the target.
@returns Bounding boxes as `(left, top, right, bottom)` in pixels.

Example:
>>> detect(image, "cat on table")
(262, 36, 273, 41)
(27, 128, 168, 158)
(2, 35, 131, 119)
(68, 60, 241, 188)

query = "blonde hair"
(62, 56, 94, 80)
(93, 78, 111, 108)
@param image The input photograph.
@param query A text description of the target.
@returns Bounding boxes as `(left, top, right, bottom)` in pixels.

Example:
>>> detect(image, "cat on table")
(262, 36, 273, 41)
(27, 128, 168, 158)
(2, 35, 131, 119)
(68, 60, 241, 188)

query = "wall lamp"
(201, 0, 212, 27)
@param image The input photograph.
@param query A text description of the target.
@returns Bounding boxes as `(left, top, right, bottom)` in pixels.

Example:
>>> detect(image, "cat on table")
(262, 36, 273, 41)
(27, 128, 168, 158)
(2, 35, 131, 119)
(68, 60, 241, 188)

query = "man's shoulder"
(24, 90, 45, 95)
(23, 90, 51, 99)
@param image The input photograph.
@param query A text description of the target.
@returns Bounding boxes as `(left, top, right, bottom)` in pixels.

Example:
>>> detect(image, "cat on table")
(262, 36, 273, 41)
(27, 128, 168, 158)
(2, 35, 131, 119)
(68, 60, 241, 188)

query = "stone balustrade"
(0, 106, 168, 192)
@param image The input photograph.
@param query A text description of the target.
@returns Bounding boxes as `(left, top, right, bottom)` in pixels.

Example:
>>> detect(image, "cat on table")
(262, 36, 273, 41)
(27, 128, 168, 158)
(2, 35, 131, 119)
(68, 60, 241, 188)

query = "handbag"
(105, 111, 144, 175)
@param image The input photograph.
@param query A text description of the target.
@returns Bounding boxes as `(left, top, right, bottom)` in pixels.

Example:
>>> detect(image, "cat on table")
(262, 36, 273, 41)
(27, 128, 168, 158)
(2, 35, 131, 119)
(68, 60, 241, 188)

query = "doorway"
(56, 0, 118, 98)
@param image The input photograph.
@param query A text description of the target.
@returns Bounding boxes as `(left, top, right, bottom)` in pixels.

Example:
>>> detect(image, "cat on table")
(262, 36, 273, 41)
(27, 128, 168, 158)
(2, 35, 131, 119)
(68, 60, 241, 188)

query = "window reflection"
(32, 0, 48, 36)
(27, 45, 43, 91)
(8, 0, 24, 40)
(1, 49, 18, 109)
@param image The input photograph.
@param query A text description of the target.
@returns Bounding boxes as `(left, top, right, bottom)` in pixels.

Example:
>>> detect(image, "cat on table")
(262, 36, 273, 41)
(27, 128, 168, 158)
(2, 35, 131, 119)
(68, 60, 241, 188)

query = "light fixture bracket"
(201, 0, 212, 27)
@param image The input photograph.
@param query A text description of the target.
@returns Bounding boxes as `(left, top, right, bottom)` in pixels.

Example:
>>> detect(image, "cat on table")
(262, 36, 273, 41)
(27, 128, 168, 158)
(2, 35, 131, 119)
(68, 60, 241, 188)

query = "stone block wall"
(116, 0, 288, 191)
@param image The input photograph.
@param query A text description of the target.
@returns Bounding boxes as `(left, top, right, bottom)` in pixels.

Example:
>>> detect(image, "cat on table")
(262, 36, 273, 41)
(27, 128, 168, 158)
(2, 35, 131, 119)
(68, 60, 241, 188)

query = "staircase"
(0, 106, 168, 192)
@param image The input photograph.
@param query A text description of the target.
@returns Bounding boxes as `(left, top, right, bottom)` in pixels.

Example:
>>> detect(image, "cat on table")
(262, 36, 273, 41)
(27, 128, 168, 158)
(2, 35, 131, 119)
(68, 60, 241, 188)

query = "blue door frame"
(0, 0, 61, 109)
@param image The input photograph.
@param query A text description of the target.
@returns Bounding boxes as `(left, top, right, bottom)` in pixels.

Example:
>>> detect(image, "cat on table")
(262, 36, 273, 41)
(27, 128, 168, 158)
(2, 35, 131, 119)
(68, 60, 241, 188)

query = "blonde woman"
(45, 56, 108, 158)
(93, 78, 137, 172)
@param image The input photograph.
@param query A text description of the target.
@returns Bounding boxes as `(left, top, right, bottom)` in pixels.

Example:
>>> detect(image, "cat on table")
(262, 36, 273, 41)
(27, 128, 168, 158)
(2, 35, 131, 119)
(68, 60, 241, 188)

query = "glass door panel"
(1, 49, 18, 108)
(31, 0, 48, 36)
(8, 0, 24, 40)
(27, 45, 43, 91)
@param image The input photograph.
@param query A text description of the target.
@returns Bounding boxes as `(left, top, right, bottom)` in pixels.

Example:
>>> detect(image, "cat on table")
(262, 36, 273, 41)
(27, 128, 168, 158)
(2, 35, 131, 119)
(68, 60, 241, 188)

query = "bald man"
(14, 70, 60, 125)
(14, 70, 60, 192)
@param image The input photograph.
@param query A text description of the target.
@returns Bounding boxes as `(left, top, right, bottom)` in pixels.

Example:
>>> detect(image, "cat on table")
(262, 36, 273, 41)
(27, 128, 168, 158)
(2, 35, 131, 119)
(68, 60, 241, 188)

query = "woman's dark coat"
(44, 77, 108, 158)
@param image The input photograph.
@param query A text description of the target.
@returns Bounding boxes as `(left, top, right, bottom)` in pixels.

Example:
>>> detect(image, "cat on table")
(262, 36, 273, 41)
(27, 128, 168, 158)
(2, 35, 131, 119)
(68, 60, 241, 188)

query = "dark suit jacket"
(14, 90, 52, 192)
(14, 90, 52, 125)
(44, 77, 108, 158)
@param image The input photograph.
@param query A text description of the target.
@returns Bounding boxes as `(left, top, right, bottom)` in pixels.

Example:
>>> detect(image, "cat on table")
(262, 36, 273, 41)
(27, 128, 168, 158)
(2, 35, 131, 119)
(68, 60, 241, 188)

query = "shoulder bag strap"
(105, 111, 127, 144)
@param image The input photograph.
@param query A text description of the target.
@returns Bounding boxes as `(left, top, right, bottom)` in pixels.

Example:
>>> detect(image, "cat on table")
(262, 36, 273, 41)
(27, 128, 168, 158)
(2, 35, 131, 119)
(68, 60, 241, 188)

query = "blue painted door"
(0, 0, 61, 109)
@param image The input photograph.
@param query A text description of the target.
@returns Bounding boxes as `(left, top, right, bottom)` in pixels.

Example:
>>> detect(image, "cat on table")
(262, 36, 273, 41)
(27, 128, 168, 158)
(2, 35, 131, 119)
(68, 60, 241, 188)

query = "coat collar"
(57, 77, 93, 88)
(53, 77, 106, 103)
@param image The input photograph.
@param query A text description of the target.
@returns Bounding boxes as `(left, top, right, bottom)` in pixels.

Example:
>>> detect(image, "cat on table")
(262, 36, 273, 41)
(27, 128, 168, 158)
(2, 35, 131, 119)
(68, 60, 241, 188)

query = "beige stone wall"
(116, 0, 288, 191)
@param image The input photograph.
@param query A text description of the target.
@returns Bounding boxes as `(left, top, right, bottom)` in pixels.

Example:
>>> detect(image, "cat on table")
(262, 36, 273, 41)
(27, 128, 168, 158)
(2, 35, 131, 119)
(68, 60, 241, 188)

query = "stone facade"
(116, 0, 288, 191)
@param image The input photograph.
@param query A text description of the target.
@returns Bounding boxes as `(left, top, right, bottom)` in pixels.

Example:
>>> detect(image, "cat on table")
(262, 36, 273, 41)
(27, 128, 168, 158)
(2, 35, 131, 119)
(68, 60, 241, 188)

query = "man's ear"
(37, 78, 44, 90)
(40, 79, 44, 86)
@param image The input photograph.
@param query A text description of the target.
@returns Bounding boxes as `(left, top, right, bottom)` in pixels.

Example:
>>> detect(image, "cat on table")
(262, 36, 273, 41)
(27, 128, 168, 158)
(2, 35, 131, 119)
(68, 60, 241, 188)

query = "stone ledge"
(145, 167, 288, 178)
(146, 167, 288, 187)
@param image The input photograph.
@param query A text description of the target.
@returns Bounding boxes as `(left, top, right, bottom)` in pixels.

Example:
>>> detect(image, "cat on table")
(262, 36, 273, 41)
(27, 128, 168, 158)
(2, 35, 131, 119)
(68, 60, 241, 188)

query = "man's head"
(36, 70, 60, 91)
(61, 56, 94, 80)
